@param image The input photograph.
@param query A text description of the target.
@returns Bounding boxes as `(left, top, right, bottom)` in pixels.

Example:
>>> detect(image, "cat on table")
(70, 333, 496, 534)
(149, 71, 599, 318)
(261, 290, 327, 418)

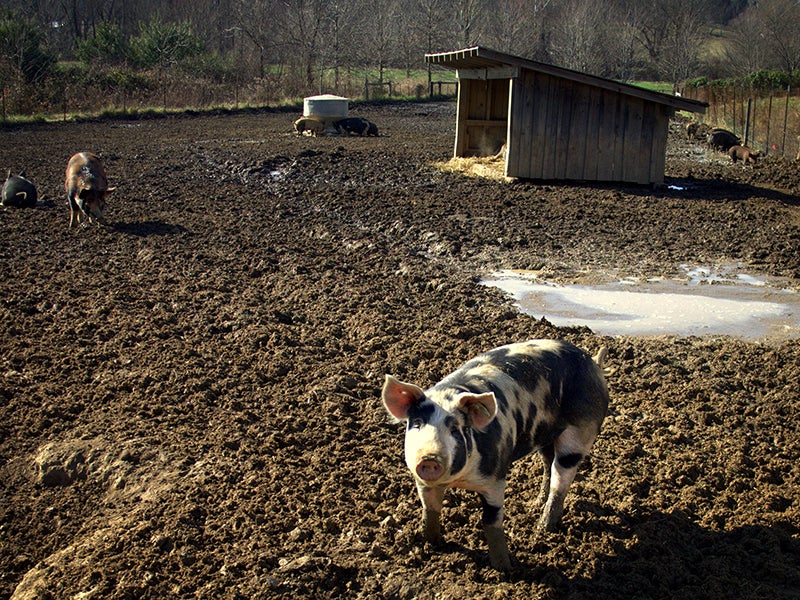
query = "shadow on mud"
(111, 221, 190, 236)
(659, 178, 800, 205)
(510, 177, 800, 205)
(509, 505, 800, 598)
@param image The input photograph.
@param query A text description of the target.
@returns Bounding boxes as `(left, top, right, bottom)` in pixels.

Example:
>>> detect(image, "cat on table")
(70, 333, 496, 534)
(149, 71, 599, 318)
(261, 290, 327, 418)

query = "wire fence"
(1, 68, 460, 123)
(683, 85, 800, 160)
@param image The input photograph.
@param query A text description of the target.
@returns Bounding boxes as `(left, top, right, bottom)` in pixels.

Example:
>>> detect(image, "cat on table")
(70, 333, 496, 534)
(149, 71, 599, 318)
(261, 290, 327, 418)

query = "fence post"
(782, 85, 790, 157)
(710, 87, 716, 123)
(745, 97, 752, 146)
(765, 90, 773, 155)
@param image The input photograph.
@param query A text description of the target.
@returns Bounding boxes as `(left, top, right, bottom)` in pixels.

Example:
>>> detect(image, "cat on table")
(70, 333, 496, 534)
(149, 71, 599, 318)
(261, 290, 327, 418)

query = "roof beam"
(457, 66, 520, 80)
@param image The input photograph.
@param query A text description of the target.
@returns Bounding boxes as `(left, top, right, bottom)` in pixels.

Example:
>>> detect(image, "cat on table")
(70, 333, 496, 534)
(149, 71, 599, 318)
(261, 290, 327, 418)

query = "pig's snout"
(416, 457, 444, 482)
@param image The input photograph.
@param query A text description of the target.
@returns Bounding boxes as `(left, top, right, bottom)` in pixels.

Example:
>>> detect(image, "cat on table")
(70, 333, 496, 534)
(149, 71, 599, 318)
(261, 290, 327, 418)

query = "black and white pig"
(335, 117, 378, 136)
(2, 171, 37, 208)
(382, 339, 609, 570)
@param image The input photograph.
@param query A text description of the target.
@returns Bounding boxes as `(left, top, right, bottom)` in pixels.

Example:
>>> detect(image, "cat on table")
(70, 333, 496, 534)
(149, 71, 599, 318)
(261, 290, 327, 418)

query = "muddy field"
(1, 103, 799, 599)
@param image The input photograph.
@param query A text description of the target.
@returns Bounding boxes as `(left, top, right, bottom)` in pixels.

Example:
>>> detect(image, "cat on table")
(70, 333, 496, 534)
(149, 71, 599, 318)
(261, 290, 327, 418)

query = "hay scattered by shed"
(434, 150, 509, 181)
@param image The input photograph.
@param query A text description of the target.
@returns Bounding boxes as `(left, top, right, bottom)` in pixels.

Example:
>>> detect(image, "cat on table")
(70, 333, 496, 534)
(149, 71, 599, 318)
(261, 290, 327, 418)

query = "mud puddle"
(482, 264, 800, 343)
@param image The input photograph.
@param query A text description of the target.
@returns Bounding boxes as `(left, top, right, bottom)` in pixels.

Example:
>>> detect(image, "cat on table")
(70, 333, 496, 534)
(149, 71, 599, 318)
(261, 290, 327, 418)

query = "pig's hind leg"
(537, 424, 598, 531)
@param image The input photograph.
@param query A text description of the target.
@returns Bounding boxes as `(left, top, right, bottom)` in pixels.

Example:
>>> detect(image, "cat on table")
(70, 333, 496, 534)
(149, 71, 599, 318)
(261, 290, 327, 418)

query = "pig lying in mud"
(2, 171, 37, 208)
(728, 144, 759, 165)
(65, 152, 114, 228)
(382, 339, 609, 570)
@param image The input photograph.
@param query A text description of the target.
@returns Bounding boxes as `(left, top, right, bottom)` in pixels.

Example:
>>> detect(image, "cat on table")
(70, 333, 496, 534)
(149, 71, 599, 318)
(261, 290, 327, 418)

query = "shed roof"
(425, 46, 707, 115)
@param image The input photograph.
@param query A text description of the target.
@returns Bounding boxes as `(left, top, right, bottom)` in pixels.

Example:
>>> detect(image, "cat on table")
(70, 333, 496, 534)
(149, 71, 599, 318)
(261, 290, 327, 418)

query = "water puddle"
(481, 264, 800, 342)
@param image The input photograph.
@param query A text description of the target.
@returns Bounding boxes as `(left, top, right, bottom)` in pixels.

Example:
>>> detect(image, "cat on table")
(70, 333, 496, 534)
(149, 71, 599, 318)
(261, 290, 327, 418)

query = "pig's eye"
(409, 419, 423, 430)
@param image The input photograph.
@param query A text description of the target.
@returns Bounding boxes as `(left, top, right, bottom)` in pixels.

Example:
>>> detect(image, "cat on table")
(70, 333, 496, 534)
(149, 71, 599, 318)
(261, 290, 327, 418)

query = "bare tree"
(548, 0, 610, 74)
(450, 0, 487, 48)
(723, 5, 773, 76)
(354, 0, 399, 82)
(600, 1, 644, 81)
(633, 0, 713, 85)
(751, 0, 800, 72)
(485, 0, 552, 59)
(232, 0, 282, 78)
(269, 0, 328, 90)
(403, 0, 450, 86)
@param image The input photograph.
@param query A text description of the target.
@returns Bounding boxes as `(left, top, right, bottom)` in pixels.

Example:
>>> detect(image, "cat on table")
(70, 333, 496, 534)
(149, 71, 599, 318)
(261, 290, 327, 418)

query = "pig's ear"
(456, 392, 497, 430)
(382, 375, 424, 421)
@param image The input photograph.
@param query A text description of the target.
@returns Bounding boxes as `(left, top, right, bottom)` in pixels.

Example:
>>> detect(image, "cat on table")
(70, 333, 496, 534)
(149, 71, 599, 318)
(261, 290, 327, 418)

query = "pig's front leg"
(480, 483, 512, 570)
(417, 484, 445, 544)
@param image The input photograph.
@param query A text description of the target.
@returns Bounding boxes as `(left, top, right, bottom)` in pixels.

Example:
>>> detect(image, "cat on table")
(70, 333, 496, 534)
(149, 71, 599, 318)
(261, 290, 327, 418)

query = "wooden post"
(711, 87, 717, 123)
(765, 90, 773, 155)
(782, 85, 790, 156)
(744, 97, 751, 146)
(721, 88, 726, 124)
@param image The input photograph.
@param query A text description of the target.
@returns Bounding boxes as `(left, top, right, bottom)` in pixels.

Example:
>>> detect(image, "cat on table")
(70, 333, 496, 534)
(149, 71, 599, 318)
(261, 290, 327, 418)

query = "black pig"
(707, 128, 740, 152)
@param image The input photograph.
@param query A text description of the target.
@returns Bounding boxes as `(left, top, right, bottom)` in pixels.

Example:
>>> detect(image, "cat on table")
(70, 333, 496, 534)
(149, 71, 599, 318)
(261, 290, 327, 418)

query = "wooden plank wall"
(506, 69, 672, 184)
(455, 79, 509, 157)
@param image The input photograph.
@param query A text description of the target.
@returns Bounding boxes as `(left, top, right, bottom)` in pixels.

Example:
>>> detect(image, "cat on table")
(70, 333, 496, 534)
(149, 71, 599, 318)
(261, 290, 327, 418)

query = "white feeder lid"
(303, 94, 349, 119)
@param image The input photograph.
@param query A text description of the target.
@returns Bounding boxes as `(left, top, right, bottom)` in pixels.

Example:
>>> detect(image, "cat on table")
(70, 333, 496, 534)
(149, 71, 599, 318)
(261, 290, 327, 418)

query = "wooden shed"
(425, 47, 707, 185)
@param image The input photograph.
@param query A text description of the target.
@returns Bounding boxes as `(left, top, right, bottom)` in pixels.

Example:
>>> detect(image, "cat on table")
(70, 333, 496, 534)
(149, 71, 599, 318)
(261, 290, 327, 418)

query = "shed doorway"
(455, 76, 510, 158)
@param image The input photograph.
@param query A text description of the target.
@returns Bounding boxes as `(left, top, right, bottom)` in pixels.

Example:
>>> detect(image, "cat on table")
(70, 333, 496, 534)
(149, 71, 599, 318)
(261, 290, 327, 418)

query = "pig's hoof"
(422, 534, 446, 548)
(538, 517, 560, 532)
(488, 554, 513, 571)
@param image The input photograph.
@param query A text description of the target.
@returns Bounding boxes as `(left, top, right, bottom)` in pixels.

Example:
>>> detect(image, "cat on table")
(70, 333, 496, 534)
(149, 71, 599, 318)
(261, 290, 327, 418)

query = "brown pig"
(65, 152, 114, 228)
(293, 117, 324, 137)
(728, 144, 759, 165)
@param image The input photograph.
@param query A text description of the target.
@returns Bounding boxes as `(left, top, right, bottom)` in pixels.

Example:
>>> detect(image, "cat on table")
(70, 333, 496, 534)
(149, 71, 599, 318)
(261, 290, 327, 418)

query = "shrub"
(0, 10, 56, 84)
(75, 22, 129, 66)
(130, 20, 205, 70)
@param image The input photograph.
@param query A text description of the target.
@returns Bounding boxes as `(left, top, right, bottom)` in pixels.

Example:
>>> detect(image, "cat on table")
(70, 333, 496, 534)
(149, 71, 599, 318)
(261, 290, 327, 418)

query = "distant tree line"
(2, 0, 800, 116)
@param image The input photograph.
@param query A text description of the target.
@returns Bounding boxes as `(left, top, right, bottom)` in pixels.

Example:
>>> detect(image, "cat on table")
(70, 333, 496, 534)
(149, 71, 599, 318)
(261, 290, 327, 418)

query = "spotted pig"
(382, 339, 609, 570)
(334, 117, 378, 136)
